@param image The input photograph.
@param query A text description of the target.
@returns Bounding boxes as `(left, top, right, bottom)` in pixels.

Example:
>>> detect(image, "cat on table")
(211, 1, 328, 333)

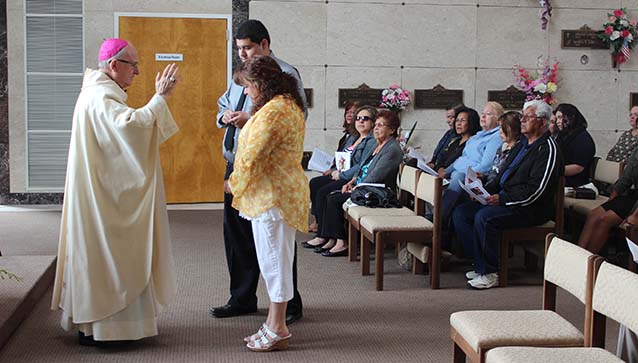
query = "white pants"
(248, 207, 296, 303)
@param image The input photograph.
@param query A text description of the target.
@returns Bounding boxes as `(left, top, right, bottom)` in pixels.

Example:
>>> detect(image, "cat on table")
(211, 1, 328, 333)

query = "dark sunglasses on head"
(356, 115, 372, 121)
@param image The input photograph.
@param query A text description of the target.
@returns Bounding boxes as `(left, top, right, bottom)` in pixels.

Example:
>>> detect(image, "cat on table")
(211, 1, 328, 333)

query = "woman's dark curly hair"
(233, 55, 305, 114)
(555, 103, 588, 133)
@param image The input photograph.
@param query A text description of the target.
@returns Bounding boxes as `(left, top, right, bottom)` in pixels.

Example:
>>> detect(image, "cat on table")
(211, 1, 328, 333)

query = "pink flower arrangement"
(380, 84, 410, 113)
(599, 8, 638, 66)
(513, 57, 560, 105)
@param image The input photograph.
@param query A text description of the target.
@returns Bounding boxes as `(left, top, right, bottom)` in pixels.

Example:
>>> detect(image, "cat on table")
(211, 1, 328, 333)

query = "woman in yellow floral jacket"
(229, 55, 309, 352)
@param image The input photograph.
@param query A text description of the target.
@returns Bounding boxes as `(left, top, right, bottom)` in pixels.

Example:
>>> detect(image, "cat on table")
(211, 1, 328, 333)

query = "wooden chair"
(345, 165, 419, 262)
(498, 177, 565, 287)
(564, 157, 624, 240)
(484, 260, 637, 363)
(358, 172, 443, 290)
(450, 234, 602, 363)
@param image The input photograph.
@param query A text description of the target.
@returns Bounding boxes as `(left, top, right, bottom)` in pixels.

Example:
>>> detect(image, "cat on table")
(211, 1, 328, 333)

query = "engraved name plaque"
(338, 83, 383, 108)
(487, 86, 527, 110)
(414, 84, 464, 109)
(561, 25, 608, 49)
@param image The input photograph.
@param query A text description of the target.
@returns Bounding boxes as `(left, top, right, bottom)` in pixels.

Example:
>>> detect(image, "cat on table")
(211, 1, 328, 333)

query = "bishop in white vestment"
(51, 38, 180, 343)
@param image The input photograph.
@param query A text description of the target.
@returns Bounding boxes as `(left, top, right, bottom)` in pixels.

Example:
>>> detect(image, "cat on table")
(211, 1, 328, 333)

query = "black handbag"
(351, 186, 402, 208)
(573, 187, 597, 200)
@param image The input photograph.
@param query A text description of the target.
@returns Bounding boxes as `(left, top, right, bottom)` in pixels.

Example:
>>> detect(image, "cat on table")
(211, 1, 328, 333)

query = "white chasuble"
(51, 69, 178, 340)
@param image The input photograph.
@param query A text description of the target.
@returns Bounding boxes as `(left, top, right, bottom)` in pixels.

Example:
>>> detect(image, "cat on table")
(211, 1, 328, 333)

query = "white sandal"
(246, 324, 291, 352)
(243, 323, 266, 343)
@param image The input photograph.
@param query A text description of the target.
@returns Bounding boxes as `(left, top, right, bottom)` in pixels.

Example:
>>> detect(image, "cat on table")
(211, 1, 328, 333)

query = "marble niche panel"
(558, 69, 619, 131)
(548, 8, 617, 71)
(617, 69, 638, 129)
(400, 67, 476, 133)
(478, 0, 619, 8)
(476, 6, 549, 69)
(475, 68, 524, 110)
(327, 2, 403, 67)
(401, 4, 477, 68)
(325, 66, 402, 129)
(250, 1, 327, 67)
(297, 65, 327, 131)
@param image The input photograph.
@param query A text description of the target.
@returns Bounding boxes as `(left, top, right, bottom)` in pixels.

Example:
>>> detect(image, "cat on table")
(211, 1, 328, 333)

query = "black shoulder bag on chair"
(351, 185, 402, 208)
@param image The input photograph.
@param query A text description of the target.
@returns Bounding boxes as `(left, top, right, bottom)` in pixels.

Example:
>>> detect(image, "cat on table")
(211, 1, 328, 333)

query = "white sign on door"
(155, 53, 183, 61)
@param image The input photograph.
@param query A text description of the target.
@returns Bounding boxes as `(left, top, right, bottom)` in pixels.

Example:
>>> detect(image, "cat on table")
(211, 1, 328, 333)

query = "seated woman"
(303, 110, 403, 256)
(304, 106, 377, 247)
(428, 103, 463, 168)
(439, 102, 503, 220)
(308, 101, 361, 232)
(606, 106, 638, 163)
(433, 106, 481, 172)
(579, 147, 638, 253)
(554, 103, 595, 187)
(480, 111, 522, 186)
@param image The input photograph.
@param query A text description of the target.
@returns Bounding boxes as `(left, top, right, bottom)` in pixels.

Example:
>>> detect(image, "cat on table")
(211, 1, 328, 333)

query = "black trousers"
(309, 175, 335, 216)
(313, 178, 348, 229)
(318, 192, 351, 240)
(223, 162, 302, 312)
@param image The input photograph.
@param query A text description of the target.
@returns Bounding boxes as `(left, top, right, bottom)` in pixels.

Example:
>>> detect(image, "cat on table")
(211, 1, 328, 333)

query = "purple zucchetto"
(98, 38, 129, 61)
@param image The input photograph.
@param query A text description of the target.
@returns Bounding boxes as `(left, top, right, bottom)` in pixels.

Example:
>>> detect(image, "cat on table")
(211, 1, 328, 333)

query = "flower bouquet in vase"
(380, 84, 410, 115)
(598, 8, 638, 67)
(513, 57, 559, 105)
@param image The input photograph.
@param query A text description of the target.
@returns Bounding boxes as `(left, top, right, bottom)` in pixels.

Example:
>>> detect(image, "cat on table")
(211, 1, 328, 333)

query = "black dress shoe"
(321, 248, 348, 257)
(285, 310, 303, 325)
(313, 245, 331, 253)
(209, 304, 257, 318)
(302, 240, 327, 249)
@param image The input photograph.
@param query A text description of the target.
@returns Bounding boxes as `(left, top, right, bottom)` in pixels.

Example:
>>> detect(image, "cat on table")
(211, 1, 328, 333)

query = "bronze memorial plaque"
(338, 83, 383, 108)
(631, 93, 638, 109)
(414, 84, 464, 109)
(561, 25, 608, 49)
(488, 86, 527, 110)
(304, 88, 313, 108)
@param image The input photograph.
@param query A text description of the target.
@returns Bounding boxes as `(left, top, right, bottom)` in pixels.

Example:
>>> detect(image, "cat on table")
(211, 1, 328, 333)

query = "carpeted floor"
(0, 210, 621, 362)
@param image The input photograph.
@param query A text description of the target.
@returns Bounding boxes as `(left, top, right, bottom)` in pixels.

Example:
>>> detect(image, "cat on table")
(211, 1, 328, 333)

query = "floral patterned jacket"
(229, 95, 309, 232)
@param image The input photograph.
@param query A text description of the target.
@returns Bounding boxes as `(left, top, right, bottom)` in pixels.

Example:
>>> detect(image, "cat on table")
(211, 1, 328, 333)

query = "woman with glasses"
(308, 104, 370, 232)
(304, 106, 378, 249)
(606, 106, 638, 163)
(433, 106, 481, 173)
(304, 110, 402, 257)
(554, 103, 595, 187)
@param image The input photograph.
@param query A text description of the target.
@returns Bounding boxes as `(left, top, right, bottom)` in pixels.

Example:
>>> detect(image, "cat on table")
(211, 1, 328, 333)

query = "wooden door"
(119, 16, 228, 203)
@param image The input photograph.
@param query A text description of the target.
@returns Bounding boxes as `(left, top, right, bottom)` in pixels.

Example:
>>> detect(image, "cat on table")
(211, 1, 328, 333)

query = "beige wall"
(7, 0, 232, 192)
(8, 0, 638, 192)
(252, 0, 638, 161)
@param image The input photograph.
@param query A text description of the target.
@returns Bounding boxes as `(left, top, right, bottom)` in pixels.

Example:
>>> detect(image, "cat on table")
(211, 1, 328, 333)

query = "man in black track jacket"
(453, 100, 563, 289)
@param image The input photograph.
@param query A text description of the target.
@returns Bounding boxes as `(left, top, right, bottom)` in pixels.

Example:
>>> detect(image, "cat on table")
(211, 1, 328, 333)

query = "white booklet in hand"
(407, 147, 450, 186)
(335, 151, 351, 172)
(459, 167, 490, 205)
(308, 147, 333, 173)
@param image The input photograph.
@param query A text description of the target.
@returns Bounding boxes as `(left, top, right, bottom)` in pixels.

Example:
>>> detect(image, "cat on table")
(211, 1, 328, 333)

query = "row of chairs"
(342, 165, 565, 290)
(450, 233, 636, 363)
